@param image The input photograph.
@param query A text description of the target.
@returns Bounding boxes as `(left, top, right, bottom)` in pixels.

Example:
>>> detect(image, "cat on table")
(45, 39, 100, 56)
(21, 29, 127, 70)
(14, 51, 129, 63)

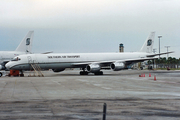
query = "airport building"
(119, 43, 124, 52)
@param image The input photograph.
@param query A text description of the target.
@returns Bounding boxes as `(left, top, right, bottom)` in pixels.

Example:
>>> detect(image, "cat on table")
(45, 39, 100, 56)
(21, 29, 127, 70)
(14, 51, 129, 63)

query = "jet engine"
(86, 64, 101, 73)
(110, 62, 125, 71)
(52, 68, 65, 72)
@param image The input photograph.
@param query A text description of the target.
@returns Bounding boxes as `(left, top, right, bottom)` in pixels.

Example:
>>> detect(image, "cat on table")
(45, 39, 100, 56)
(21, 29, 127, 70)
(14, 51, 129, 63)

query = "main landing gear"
(79, 68, 88, 75)
(79, 68, 103, 75)
(80, 71, 88, 75)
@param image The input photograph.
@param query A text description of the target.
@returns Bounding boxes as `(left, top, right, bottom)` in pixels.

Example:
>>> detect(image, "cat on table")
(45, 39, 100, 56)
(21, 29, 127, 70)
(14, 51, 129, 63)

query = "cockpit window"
(12, 57, 21, 61)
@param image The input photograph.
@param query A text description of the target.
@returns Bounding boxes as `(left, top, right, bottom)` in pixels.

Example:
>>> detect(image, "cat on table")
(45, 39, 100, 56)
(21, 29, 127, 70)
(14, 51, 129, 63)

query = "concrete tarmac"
(0, 70, 180, 120)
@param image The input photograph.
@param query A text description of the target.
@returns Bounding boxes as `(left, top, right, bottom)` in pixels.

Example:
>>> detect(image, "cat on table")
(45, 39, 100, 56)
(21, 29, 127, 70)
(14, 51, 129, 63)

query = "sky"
(0, 0, 180, 58)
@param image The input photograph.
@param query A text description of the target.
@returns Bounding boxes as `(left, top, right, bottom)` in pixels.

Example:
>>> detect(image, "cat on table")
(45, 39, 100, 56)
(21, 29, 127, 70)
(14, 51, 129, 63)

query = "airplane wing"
(114, 57, 157, 65)
(72, 57, 157, 67)
(146, 51, 174, 57)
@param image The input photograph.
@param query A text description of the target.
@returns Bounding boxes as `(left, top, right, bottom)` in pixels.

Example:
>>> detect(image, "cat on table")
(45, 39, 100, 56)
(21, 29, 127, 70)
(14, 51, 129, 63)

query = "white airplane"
(0, 31, 34, 76)
(5, 32, 172, 76)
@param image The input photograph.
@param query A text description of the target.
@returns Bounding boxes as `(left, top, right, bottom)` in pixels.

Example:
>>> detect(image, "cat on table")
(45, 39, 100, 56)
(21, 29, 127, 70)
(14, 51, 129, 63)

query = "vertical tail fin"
(140, 32, 155, 53)
(15, 31, 34, 53)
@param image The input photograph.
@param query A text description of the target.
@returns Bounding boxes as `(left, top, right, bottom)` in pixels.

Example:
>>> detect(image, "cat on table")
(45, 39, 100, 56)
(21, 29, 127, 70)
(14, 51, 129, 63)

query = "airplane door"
(27, 56, 37, 63)
(27, 56, 33, 63)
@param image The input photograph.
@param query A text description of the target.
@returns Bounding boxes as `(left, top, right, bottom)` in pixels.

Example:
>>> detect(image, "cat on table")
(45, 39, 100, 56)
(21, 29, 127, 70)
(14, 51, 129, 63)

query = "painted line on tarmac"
(93, 84, 101, 87)
(93, 84, 112, 90)
(101, 87, 112, 90)
(157, 80, 178, 84)
(51, 80, 61, 85)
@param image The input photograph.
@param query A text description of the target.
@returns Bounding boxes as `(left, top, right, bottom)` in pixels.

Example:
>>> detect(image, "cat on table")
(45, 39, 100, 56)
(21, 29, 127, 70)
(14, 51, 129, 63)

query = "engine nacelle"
(86, 64, 101, 73)
(52, 68, 65, 72)
(110, 62, 125, 71)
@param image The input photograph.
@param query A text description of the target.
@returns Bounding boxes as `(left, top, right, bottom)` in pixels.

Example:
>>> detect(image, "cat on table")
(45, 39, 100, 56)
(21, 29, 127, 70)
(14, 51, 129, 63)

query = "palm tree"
(153, 57, 179, 69)
(167, 57, 173, 68)
(155, 59, 160, 68)
(161, 57, 167, 68)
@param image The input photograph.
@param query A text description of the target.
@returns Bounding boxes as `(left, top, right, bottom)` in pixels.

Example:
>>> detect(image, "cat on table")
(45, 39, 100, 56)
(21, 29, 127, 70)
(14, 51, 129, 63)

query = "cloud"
(1, 0, 180, 29)
(0, 0, 180, 57)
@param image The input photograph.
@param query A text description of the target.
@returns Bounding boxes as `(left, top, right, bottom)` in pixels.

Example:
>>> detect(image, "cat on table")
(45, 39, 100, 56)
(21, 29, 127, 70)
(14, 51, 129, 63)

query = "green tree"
(147, 60, 152, 65)
(155, 58, 160, 68)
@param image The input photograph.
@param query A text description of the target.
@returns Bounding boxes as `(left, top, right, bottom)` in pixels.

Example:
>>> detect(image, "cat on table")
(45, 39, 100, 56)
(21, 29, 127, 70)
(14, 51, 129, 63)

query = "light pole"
(165, 46, 170, 59)
(153, 49, 156, 69)
(158, 36, 162, 58)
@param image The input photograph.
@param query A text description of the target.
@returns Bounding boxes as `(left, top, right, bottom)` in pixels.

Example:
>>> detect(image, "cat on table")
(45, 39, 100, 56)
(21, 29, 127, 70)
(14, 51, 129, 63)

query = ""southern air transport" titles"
(48, 55, 80, 59)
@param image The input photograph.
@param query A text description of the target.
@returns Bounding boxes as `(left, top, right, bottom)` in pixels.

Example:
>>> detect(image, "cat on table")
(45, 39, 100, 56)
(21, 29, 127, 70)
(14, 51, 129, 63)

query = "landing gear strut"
(79, 68, 104, 75)
(79, 68, 89, 75)
(19, 70, 24, 77)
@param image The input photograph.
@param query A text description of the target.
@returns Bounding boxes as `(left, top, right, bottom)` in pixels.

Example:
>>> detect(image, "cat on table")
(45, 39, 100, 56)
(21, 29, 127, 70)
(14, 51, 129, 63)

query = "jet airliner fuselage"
(6, 31, 173, 76)
(6, 52, 154, 75)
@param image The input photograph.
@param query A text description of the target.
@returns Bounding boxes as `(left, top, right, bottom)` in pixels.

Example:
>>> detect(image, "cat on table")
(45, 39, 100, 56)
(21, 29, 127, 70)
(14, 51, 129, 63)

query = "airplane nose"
(5, 63, 11, 70)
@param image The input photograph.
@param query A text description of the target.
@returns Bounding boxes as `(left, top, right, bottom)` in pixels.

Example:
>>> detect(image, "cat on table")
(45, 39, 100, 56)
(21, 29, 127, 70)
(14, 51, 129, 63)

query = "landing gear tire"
(0, 72, 2, 77)
(80, 71, 88, 75)
(94, 71, 103, 75)
(20, 74, 24, 77)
